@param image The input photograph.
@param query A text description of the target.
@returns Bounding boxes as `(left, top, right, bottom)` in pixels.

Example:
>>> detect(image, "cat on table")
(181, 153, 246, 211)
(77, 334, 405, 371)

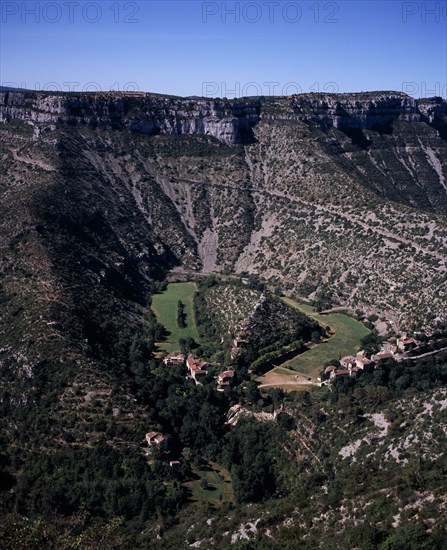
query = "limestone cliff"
(0, 91, 261, 145)
(1, 90, 446, 142)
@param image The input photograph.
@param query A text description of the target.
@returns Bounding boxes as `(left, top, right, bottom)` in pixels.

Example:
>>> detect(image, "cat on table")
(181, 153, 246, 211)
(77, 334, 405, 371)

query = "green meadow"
(185, 461, 234, 506)
(151, 282, 200, 353)
(280, 297, 370, 380)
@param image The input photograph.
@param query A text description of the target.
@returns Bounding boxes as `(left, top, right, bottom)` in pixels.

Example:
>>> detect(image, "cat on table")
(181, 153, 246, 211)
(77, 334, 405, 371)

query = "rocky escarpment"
(1, 90, 446, 145)
(287, 92, 447, 138)
(0, 91, 261, 145)
(290, 92, 420, 129)
(418, 97, 447, 139)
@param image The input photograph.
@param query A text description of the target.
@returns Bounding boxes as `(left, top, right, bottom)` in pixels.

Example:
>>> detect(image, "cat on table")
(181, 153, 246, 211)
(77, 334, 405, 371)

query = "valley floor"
(151, 282, 200, 353)
(257, 298, 370, 388)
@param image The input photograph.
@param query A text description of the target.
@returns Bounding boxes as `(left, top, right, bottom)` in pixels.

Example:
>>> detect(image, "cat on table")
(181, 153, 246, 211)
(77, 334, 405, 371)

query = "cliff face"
(418, 97, 447, 138)
(1, 90, 446, 143)
(291, 93, 419, 130)
(0, 91, 261, 145)
(1, 89, 447, 549)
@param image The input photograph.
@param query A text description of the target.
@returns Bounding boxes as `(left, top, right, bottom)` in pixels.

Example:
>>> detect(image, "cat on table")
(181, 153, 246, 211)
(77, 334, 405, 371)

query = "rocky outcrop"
(1, 90, 446, 144)
(289, 92, 443, 131)
(0, 91, 261, 145)
(418, 97, 447, 138)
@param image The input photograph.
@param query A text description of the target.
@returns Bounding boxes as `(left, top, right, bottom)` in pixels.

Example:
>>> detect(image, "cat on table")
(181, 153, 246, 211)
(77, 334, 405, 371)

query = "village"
(319, 332, 419, 385)
(162, 352, 236, 391)
(144, 330, 428, 457)
(143, 352, 236, 460)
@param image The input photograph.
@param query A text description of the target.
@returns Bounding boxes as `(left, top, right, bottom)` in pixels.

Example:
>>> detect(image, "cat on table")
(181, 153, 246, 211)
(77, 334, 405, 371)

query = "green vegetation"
(314, 285, 333, 312)
(152, 283, 200, 353)
(280, 297, 370, 379)
(186, 461, 234, 505)
(250, 338, 305, 375)
(2, 92, 447, 548)
(331, 350, 447, 402)
(194, 279, 322, 366)
(1, 305, 447, 548)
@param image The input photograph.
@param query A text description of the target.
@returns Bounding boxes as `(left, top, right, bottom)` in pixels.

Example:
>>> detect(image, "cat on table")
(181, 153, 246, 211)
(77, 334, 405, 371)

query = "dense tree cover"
(2, 347, 447, 547)
(0, 354, 296, 545)
(226, 430, 275, 502)
(0, 373, 191, 542)
(220, 418, 290, 503)
(2, 443, 186, 527)
(314, 285, 333, 312)
(83, 303, 166, 385)
(0, 356, 230, 539)
(0, 293, 226, 539)
(360, 329, 383, 355)
(2, 275, 447, 548)
(148, 280, 168, 294)
(178, 335, 197, 356)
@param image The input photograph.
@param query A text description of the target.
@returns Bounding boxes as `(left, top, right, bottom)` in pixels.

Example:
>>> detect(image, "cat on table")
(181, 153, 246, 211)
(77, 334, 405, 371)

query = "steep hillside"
(1, 89, 446, 380)
(154, 371, 447, 549)
(194, 281, 321, 355)
(1, 84, 447, 546)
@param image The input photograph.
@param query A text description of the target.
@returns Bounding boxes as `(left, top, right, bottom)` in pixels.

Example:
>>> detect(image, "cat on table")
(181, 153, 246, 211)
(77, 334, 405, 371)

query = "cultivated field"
(257, 365, 316, 392)
(258, 297, 370, 385)
(185, 461, 234, 505)
(151, 282, 200, 353)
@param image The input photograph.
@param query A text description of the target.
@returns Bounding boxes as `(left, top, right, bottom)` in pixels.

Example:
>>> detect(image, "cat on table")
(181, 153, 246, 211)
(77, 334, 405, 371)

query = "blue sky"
(1, 1, 446, 97)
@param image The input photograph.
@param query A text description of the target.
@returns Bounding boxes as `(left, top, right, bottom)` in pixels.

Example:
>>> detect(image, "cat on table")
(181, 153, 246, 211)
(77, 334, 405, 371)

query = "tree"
(314, 286, 333, 312)
(384, 521, 438, 550)
(361, 330, 382, 355)
(245, 381, 261, 404)
(267, 387, 284, 409)
(179, 336, 197, 355)
(181, 447, 192, 465)
(276, 412, 296, 431)
(177, 300, 185, 328)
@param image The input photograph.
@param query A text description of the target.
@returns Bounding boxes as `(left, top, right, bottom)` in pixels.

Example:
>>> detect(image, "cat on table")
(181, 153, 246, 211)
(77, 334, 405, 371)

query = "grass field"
(151, 282, 200, 353)
(185, 461, 234, 505)
(274, 367, 298, 376)
(271, 384, 319, 393)
(257, 365, 316, 392)
(280, 297, 370, 380)
(284, 300, 315, 315)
